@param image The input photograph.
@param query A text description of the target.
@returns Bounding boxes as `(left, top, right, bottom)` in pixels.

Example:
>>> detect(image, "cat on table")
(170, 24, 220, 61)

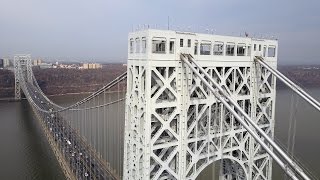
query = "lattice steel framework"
(182, 62, 277, 180)
(124, 30, 277, 180)
(14, 54, 32, 100)
(15, 54, 125, 180)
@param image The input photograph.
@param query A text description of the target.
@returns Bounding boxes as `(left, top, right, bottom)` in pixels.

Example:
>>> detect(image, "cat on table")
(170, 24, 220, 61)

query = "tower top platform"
(128, 29, 277, 62)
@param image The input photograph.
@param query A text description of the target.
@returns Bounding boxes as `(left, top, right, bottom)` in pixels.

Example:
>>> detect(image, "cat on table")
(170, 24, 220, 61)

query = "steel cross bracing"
(181, 53, 313, 180)
(13, 52, 320, 180)
(14, 55, 126, 180)
(256, 56, 320, 112)
(14, 54, 32, 100)
(124, 52, 279, 179)
(18, 69, 122, 180)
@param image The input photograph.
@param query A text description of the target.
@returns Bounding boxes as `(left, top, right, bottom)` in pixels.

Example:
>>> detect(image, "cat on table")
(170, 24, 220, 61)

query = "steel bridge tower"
(14, 54, 32, 100)
(124, 29, 278, 180)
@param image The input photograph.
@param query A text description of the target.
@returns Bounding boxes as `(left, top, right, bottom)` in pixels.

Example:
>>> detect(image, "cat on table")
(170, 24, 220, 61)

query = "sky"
(0, 0, 319, 64)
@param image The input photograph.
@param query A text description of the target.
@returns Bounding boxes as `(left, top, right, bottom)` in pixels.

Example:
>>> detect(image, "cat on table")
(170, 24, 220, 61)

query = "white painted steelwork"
(14, 54, 32, 99)
(14, 55, 126, 179)
(182, 53, 309, 180)
(11, 30, 319, 180)
(124, 29, 278, 180)
(256, 56, 320, 112)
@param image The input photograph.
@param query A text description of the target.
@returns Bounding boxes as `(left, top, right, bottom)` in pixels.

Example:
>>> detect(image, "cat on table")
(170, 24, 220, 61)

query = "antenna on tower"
(167, 16, 170, 30)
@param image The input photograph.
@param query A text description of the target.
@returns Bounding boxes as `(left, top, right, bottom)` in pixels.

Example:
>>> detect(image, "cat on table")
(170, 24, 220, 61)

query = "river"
(0, 88, 319, 179)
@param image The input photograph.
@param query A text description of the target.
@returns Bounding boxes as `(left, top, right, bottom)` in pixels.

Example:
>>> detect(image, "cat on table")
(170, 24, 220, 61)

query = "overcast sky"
(0, 0, 319, 64)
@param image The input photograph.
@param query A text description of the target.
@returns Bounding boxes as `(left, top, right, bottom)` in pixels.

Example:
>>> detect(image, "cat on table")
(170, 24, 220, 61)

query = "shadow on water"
(272, 88, 320, 180)
(19, 100, 65, 180)
(1, 88, 320, 179)
(0, 100, 65, 180)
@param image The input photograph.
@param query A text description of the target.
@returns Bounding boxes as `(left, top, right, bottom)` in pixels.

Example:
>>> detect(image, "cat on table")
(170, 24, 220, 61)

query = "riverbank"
(0, 64, 126, 99)
(2, 64, 320, 98)
(0, 97, 17, 102)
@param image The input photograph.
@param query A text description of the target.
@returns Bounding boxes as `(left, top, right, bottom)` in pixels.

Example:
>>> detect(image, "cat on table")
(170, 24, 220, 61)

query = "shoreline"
(0, 98, 17, 102)
(1, 85, 320, 102)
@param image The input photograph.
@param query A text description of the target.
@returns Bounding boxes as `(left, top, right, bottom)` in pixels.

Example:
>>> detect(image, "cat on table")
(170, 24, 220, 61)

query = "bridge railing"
(17, 63, 127, 179)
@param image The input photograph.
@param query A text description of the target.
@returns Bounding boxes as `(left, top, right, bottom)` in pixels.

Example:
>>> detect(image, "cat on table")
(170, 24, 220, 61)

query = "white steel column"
(181, 54, 299, 180)
(14, 54, 32, 100)
(14, 56, 21, 100)
(124, 29, 286, 180)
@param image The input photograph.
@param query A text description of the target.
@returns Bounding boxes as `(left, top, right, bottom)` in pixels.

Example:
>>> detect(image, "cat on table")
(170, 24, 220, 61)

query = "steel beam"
(181, 53, 308, 180)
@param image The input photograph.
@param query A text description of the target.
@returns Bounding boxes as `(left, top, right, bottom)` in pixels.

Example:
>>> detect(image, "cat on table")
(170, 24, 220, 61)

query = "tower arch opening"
(195, 157, 247, 180)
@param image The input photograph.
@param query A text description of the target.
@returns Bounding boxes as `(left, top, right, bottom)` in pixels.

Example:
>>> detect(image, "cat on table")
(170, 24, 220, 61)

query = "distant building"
(56, 63, 78, 69)
(82, 63, 89, 69)
(33, 59, 42, 66)
(3, 58, 10, 67)
(96, 64, 102, 69)
(81, 63, 102, 69)
(0, 58, 10, 68)
(0, 58, 11, 68)
(39, 63, 52, 69)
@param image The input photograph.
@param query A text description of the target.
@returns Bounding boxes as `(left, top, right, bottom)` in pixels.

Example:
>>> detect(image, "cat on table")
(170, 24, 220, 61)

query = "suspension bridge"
(12, 29, 320, 180)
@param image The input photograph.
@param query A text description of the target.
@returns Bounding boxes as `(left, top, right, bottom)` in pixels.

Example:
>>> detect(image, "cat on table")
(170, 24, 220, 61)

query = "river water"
(0, 88, 320, 179)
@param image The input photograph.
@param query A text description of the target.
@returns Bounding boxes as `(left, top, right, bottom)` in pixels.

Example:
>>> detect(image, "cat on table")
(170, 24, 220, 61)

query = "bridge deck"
(25, 82, 119, 180)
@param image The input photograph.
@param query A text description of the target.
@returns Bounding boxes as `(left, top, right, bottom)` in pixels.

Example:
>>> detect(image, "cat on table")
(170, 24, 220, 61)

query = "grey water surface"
(0, 89, 320, 180)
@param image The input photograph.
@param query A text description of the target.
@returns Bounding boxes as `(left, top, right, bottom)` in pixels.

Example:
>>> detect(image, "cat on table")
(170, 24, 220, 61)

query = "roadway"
(25, 82, 118, 180)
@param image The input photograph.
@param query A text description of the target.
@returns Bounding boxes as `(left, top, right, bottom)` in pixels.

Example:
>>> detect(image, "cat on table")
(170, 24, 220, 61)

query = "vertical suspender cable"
(117, 79, 120, 175)
(108, 92, 111, 170)
(117, 97, 119, 176)
(103, 89, 106, 161)
(98, 95, 100, 158)
(82, 107, 85, 178)
(76, 106, 79, 178)
(290, 95, 299, 158)
(181, 54, 302, 180)
(94, 97, 96, 152)
(286, 93, 299, 180)
(256, 57, 320, 112)
(106, 90, 109, 165)
(89, 99, 92, 175)
(285, 94, 295, 180)
(96, 96, 99, 158)
(121, 83, 125, 178)
(185, 54, 312, 180)
(256, 57, 316, 180)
